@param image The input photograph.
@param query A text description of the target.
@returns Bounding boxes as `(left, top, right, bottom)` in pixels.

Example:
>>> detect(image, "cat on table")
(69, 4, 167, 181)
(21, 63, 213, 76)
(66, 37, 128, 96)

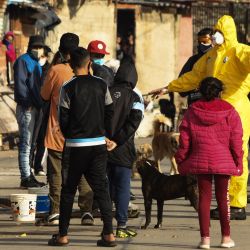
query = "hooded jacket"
(92, 63, 114, 87)
(14, 52, 43, 109)
(168, 15, 250, 207)
(2, 32, 16, 63)
(175, 99, 243, 176)
(108, 61, 144, 168)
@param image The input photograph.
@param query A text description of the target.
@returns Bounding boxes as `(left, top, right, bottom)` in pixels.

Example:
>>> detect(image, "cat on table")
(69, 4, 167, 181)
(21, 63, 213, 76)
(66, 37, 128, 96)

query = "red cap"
(87, 40, 110, 55)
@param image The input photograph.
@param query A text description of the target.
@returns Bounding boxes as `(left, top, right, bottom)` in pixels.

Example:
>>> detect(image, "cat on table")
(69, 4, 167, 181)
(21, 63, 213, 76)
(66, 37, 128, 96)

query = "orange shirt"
(41, 63, 74, 152)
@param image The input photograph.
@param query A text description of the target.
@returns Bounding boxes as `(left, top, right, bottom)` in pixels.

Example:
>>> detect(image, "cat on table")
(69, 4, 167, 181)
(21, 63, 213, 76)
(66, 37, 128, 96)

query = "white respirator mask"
(212, 32, 224, 45)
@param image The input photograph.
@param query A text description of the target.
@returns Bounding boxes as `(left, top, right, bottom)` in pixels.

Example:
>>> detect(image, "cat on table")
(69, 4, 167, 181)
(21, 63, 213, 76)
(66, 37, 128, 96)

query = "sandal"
(97, 234, 117, 247)
(48, 234, 69, 246)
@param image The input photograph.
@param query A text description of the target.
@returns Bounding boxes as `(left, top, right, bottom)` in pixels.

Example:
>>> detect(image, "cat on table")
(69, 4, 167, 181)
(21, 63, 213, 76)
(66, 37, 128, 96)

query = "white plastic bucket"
(28, 186, 50, 214)
(10, 194, 37, 222)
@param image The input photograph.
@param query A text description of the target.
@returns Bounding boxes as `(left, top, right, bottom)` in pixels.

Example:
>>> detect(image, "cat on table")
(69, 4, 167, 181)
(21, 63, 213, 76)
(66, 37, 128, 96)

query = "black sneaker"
(210, 207, 219, 220)
(30, 174, 46, 186)
(20, 176, 45, 188)
(130, 191, 136, 201)
(230, 207, 246, 220)
(211, 207, 246, 220)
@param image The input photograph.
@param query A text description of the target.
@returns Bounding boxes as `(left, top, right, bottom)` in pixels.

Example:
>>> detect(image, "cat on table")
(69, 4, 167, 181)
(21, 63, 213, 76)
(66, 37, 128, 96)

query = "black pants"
(59, 145, 113, 236)
(30, 102, 50, 172)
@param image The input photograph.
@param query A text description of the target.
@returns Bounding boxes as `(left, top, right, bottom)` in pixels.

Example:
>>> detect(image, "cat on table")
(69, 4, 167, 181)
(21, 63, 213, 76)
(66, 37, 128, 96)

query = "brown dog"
(137, 143, 153, 160)
(137, 158, 198, 229)
(132, 143, 153, 178)
(152, 114, 179, 174)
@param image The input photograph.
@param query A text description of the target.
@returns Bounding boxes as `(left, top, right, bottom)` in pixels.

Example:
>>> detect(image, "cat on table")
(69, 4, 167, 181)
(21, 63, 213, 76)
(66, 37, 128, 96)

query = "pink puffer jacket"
(175, 98, 243, 176)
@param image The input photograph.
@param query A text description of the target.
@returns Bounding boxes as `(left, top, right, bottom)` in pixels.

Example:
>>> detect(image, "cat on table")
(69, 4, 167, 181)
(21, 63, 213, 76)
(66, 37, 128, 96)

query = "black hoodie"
(108, 61, 143, 168)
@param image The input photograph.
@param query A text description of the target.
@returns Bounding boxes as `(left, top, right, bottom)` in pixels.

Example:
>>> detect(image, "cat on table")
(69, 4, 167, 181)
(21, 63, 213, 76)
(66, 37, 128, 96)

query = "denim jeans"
(16, 105, 39, 180)
(107, 163, 131, 227)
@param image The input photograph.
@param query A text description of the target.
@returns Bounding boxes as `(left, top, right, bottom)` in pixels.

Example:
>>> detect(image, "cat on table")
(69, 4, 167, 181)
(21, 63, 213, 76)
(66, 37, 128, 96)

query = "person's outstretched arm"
(149, 53, 208, 97)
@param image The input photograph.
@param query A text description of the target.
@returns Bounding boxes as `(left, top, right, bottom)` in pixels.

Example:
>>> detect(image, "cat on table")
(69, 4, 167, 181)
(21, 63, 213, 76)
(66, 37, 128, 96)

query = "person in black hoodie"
(108, 57, 144, 238)
(179, 28, 213, 106)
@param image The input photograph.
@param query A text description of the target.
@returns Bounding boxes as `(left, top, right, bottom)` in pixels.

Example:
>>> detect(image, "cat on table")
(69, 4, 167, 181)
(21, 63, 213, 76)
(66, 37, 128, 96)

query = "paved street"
(0, 148, 249, 250)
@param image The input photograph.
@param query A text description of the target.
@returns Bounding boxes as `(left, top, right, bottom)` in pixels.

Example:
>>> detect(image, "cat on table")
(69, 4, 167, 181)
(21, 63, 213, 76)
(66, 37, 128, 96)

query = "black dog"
(159, 93, 176, 131)
(137, 159, 198, 229)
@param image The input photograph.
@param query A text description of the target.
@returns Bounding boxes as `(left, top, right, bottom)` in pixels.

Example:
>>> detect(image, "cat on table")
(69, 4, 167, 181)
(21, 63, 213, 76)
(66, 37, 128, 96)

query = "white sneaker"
(221, 240, 235, 248)
(46, 213, 60, 225)
(198, 237, 210, 249)
(128, 202, 139, 211)
(198, 243, 210, 249)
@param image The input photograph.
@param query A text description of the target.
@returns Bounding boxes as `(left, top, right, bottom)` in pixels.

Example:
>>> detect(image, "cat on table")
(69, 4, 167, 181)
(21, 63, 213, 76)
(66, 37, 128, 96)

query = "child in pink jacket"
(175, 77, 243, 249)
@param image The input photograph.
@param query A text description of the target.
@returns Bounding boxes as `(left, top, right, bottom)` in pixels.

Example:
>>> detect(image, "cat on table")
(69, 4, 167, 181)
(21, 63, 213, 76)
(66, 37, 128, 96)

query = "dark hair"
(50, 51, 62, 66)
(70, 47, 90, 70)
(199, 77, 223, 101)
(197, 28, 213, 37)
(59, 33, 79, 54)
(43, 45, 52, 57)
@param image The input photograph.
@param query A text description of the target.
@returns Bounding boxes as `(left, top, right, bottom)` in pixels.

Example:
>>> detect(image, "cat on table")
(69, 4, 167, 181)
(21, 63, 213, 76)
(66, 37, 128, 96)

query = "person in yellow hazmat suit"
(150, 15, 250, 220)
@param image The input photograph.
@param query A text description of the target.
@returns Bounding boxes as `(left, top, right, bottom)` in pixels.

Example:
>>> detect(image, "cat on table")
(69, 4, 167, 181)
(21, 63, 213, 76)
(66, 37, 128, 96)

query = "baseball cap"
(87, 40, 110, 55)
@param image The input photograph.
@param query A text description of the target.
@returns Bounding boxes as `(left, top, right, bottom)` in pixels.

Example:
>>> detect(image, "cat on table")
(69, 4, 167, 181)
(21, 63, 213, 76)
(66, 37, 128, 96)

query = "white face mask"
(39, 57, 47, 66)
(212, 32, 224, 45)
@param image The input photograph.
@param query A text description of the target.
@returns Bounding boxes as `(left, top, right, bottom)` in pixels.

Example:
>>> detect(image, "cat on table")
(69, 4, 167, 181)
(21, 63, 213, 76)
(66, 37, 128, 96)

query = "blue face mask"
(93, 58, 105, 65)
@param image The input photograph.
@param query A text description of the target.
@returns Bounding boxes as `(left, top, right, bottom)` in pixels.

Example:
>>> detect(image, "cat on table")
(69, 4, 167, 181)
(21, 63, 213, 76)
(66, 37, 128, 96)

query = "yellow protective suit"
(168, 15, 250, 208)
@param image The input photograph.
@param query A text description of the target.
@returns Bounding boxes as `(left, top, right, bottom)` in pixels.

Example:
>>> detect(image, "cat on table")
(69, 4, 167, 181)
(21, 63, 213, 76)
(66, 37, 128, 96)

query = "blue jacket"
(14, 53, 43, 109)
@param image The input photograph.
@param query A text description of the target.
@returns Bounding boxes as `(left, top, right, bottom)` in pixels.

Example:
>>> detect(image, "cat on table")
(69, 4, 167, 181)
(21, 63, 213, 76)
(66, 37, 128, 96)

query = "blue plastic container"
(28, 187, 50, 213)
(36, 195, 50, 213)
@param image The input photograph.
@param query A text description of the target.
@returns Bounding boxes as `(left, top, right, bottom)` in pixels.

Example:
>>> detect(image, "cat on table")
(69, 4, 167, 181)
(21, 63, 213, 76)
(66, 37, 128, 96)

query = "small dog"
(132, 143, 153, 178)
(137, 159, 198, 229)
(136, 143, 153, 160)
(152, 114, 180, 174)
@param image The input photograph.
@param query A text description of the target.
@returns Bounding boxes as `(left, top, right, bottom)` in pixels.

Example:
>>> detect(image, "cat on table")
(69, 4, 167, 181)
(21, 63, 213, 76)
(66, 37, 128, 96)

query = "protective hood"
(214, 15, 238, 49)
(114, 61, 138, 89)
(190, 99, 234, 126)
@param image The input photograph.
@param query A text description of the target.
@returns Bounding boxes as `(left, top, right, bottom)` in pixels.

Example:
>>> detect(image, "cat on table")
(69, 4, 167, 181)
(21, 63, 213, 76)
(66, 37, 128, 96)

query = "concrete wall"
(135, 11, 176, 94)
(0, 45, 7, 86)
(47, 3, 192, 98)
(177, 16, 193, 74)
(47, 1, 116, 59)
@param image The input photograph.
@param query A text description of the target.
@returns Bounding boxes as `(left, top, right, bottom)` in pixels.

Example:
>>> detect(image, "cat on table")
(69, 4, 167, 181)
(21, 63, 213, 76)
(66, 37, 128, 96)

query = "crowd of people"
(12, 30, 144, 246)
(4, 13, 249, 248)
